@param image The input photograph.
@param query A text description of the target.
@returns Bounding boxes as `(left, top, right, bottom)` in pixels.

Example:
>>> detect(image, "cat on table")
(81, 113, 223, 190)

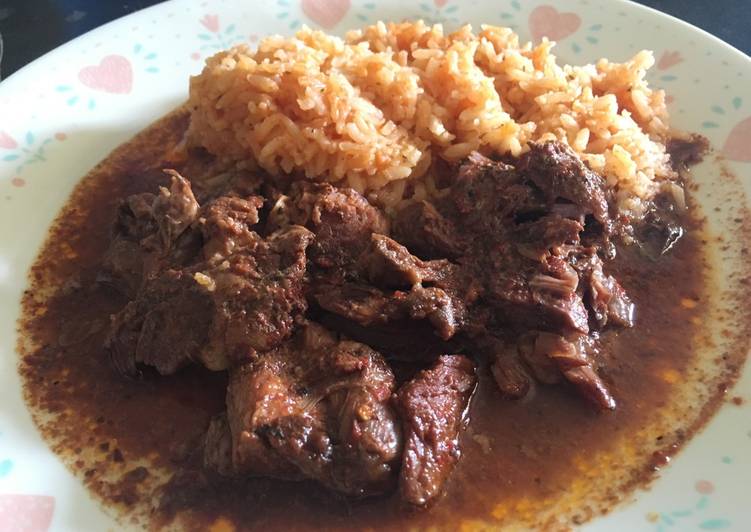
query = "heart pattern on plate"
(0, 494, 55, 532)
(0, 131, 17, 150)
(529, 5, 581, 42)
(723, 116, 751, 162)
(302, 0, 351, 29)
(78, 55, 133, 95)
(658, 50, 684, 70)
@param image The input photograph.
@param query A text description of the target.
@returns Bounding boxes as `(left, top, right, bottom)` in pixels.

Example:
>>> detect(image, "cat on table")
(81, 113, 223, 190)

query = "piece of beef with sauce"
(357, 234, 460, 289)
(311, 231, 472, 341)
(474, 335, 532, 400)
(197, 225, 314, 368)
(392, 200, 465, 260)
(203, 322, 402, 497)
(107, 268, 214, 375)
(396, 355, 477, 506)
(395, 142, 632, 408)
(197, 194, 264, 261)
(573, 251, 635, 328)
(106, 186, 314, 374)
(267, 182, 390, 274)
(100, 171, 201, 297)
(267, 182, 474, 342)
(312, 281, 465, 342)
(444, 151, 594, 336)
(517, 141, 612, 229)
(517, 332, 616, 410)
(311, 232, 471, 341)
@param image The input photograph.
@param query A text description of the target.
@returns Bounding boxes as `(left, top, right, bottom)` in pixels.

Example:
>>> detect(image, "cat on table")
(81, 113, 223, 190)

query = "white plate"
(1, 0, 749, 530)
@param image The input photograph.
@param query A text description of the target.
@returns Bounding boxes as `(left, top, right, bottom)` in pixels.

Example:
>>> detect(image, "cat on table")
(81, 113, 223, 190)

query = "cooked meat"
(516, 332, 564, 385)
(280, 183, 390, 272)
(400, 285, 466, 341)
(393, 200, 465, 259)
(513, 216, 583, 261)
(198, 194, 264, 260)
(313, 282, 465, 341)
(358, 234, 457, 289)
(205, 323, 402, 497)
(484, 271, 590, 334)
(311, 233, 470, 341)
(449, 151, 539, 235)
(199, 225, 314, 366)
(101, 172, 200, 296)
(478, 335, 532, 400)
(518, 141, 611, 228)
(397, 355, 477, 506)
(491, 353, 532, 399)
(107, 269, 213, 375)
(577, 253, 635, 328)
(152, 170, 201, 247)
(101, 137, 675, 505)
(523, 332, 615, 411)
(445, 149, 593, 336)
(312, 283, 396, 326)
(107, 223, 313, 374)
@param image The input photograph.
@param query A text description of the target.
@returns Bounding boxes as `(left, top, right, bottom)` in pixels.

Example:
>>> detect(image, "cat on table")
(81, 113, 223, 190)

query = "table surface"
(0, 0, 749, 80)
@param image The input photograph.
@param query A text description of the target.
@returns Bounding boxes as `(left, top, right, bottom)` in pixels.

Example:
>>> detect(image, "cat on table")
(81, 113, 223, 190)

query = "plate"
(0, 1, 749, 530)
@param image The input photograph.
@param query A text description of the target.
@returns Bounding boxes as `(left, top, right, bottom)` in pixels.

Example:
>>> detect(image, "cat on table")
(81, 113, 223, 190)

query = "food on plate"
(19, 21, 737, 531)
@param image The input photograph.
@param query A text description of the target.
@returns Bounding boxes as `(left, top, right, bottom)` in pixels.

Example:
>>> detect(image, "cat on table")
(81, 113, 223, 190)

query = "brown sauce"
(16, 110, 749, 531)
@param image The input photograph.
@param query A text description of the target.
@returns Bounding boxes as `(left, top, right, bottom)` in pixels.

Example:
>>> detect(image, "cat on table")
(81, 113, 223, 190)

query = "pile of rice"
(187, 21, 674, 213)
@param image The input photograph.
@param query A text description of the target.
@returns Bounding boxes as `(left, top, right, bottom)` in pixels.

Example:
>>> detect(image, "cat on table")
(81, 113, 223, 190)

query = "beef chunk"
(358, 234, 456, 289)
(198, 194, 264, 260)
(313, 282, 465, 341)
(476, 335, 532, 400)
(107, 269, 213, 375)
(447, 152, 591, 335)
(521, 332, 615, 411)
(200, 225, 314, 366)
(516, 332, 564, 385)
(578, 255, 635, 328)
(450, 152, 540, 234)
(312, 283, 396, 326)
(491, 353, 532, 399)
(101, 171, 200, 296)
(312, 234, 469, 340)
(397, 355, 477, 506)
(152, 170, 201, 247)
(206, 323, 402, 497)
(518, 141, 611, 228)
(514, 215, 583, 261)
(273, 183, 389, 272)
(484, 271, 590, 335)
(393, 200, 465, 259)
(107, 224, 314, 374)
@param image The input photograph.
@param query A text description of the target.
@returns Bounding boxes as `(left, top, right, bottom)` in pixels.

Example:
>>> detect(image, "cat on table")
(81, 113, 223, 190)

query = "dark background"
(0, 0, 749, 80)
